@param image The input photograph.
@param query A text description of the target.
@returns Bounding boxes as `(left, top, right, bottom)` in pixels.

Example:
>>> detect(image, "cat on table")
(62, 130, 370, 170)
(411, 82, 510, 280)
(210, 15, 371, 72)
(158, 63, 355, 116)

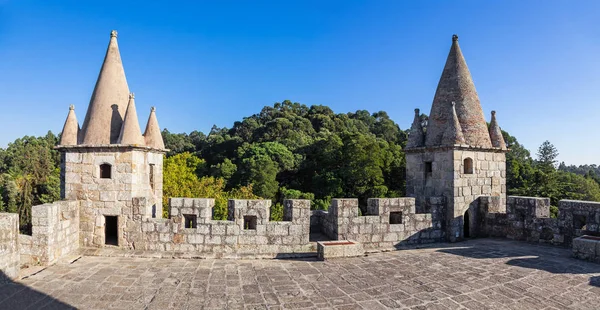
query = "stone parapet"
(319, 198, 445, 250)
(0, 213, 19, 279)
(26, 201, 80, 265)
(572, 236, 600, 263)
(135, 198, 312, 257)
(480, 196, 600, 248)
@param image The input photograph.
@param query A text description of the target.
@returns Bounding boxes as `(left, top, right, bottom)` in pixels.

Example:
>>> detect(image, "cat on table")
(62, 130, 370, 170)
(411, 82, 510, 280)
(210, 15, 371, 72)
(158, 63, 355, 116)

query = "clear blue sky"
(1, 1, 599, 165)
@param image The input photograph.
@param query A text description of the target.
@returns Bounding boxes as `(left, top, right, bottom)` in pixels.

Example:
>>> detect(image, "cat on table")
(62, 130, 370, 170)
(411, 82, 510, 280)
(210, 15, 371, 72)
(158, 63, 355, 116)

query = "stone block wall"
(18, 235, 32, 267)
(479, 196, 600, 247)
(136, 199, 312, 257)
(24, 201, 80, 265)
(63, 148, 163, 248)
(448, 149, 506, 242)
(556, 200, 600, 244)
(572, 236, 600, 263)
(0, 213, 19, 279)
(406, 147, 506, 242)
(406, 150, 454, 213)
(318, 198, 445, 250)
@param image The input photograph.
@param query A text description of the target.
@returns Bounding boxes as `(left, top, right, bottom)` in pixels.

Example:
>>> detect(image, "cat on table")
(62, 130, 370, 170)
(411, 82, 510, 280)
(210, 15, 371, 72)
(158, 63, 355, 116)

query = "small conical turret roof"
(59, 105, 80, 146)
(425, 35, 492, 148)
(489, 111, 507, 150)
(143, 107, 165, 150)
(442, 102, 466, 145)
(118, 93, 145, 145)
(406, 108, 424, 148)
(80, 30, 130, 145)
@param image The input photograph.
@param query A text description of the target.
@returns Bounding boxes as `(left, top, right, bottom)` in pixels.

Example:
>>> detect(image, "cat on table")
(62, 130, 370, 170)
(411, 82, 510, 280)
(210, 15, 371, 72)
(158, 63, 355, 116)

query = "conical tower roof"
(406, 108, 424, 148)
(441, 102, 466, 145)
(425, 35, 492, 148)
(143, 107, 165, 150)
(489, 111, 507, 150)
(79, 30, 130, 145)
(59, 105, 80, 146)
(118, 93, 145, 145)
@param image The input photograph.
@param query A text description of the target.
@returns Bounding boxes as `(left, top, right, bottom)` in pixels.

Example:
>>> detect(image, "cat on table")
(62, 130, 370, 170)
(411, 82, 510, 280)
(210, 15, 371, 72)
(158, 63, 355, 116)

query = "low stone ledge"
(317, 240, 364, 260)
(572, 235, 600, 263)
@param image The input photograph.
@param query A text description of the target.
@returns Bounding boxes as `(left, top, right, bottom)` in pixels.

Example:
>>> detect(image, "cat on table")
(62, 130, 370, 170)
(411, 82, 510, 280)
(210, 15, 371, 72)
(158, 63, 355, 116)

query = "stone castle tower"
(405, 35, 507, 242)
(56, 30, 167, 247)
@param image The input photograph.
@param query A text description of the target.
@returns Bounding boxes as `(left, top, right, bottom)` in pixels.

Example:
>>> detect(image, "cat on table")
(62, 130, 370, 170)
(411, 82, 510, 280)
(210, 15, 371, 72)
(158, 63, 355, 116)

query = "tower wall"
(406, 147, 506, 241)
(406, 149, 453, 213)
(60, 147, 163, 247)
(449, 149, 506, 242)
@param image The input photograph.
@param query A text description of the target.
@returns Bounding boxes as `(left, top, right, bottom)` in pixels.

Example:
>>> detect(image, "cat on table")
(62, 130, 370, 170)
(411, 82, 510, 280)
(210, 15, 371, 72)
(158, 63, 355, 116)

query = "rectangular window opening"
(389, 212, 403, 224)
(184, 214, 197, 228)
(100, 163, 112, 179)
(425, 161, 433, 178)
(105, 216, 118, 246)
(244, 216, 257, 230)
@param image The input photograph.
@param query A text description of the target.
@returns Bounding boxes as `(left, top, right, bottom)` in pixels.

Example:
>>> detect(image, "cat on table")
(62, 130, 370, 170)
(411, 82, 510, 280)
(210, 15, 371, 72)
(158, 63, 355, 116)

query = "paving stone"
(1, 239, 599, 309)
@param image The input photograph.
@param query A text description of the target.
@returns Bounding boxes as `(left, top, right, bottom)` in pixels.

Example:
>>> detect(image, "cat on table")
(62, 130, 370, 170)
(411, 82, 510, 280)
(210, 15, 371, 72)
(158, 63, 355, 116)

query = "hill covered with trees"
(1, 100, 599, 230)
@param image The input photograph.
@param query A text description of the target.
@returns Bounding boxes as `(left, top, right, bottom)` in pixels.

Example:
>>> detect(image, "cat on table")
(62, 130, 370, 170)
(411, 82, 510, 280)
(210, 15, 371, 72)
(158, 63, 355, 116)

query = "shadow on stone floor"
(590, 276, 600, 287)
(274, 253, 319, 261)
(0, 271, 74, 309)
(436, 238, 600, 287)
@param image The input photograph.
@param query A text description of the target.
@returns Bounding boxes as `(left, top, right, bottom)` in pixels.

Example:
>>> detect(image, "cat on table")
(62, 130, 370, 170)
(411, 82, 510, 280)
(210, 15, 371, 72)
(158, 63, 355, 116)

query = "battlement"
(137, 198, 311, 257)
(314, 197, 445, 250)
(479, 196, 600, 246)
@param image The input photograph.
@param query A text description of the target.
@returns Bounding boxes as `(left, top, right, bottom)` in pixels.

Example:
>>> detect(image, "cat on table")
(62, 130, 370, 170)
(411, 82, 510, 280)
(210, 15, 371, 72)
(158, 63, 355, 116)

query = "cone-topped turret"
(441, 102, 466, 145)
(118, 93, 145, 145)
(143, 107, 165, 150)
(488, 111, 507, 150)
(406, 109, 424, 148)
(425, 34, 492, 148)
(59, 105, 80, 146)
(79, 30, 130, 145)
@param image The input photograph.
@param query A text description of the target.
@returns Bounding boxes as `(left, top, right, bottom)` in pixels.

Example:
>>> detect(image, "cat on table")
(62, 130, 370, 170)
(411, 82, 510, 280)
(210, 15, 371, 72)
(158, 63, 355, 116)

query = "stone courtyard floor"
(2, 239, 600, 309)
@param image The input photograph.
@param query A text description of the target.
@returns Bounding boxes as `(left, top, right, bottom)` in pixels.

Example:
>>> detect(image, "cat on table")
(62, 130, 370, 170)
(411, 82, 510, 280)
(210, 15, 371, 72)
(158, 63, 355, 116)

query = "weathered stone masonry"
(0, 213, 19, 279)
(136, 198, 312, 257)
(313, 198, 446, 250)
(60, 147, 164, 248)
(478, 196, 600, 247)
(19, 201, 80, 266)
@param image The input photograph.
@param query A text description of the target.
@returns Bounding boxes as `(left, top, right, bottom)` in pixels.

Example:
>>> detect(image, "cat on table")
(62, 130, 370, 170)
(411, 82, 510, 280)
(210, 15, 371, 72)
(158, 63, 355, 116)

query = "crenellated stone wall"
(315, 198, 445, 250)
(0, 213, 19, 279)
(135, 198, 312, 258)
(479, 196, 600, 247)
(21, 201, 80, 266)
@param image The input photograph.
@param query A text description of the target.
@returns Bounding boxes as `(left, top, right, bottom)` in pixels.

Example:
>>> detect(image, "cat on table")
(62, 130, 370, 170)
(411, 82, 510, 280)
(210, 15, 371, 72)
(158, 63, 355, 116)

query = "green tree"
(162, 152, 257, 219)
(536, 140, 559, 172)
(0, 132, 60, 230)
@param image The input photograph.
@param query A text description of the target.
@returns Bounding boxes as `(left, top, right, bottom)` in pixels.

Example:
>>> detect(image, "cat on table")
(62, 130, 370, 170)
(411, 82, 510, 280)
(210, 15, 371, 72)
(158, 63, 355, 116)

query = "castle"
(0, 31, 599, 278)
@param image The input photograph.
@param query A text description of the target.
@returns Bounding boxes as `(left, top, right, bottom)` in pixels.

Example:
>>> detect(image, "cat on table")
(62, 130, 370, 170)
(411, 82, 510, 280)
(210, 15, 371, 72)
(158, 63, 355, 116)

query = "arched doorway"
(463, 210, 470, 238)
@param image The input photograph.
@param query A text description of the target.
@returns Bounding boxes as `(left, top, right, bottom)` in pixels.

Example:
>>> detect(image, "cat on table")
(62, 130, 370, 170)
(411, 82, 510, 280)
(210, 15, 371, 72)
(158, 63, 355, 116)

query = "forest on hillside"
(1, 100, 599, 231)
